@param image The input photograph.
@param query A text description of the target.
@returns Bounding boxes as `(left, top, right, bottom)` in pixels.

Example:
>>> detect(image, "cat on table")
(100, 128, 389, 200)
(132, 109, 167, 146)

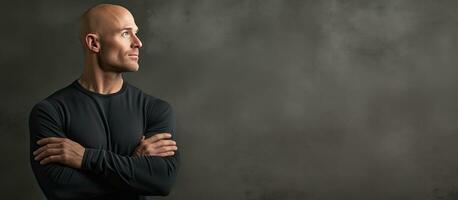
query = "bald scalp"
(79, 4, 133, 50)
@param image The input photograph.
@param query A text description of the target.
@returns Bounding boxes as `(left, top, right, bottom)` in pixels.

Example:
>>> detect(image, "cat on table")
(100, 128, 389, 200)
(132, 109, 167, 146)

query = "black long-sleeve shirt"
(29, 79, 179, 200)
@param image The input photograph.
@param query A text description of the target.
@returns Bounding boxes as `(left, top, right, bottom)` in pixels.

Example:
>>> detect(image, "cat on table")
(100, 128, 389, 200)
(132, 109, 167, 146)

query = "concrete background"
(1, 0, 458, 199)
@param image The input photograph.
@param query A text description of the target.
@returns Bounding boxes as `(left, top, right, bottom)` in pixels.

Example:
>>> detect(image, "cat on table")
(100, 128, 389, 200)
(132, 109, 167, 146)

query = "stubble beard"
(97, 55, 139, 73)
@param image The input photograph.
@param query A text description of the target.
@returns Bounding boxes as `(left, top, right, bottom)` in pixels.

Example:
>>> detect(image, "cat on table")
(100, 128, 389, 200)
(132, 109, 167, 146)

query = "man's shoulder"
(125, 82, 172, 108)
(49, 82, 78, 101)
(31, 81, 78, 111)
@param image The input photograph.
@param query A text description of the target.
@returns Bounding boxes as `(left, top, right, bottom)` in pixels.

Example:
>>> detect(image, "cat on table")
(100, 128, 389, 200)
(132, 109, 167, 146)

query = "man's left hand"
(33, 137, 85, 169)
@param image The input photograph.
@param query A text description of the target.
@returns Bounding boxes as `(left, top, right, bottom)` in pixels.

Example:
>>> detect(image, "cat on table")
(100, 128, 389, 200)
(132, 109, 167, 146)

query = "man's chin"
(118, 64, 139, 72)
(131, 65, 139, 72)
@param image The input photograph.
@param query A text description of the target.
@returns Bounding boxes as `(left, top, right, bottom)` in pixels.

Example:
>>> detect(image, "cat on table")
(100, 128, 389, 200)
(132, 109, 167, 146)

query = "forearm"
(30, 151, 117, 199)
(81, 148, 179, 196)
(32, 132, 179, 196)
(29, 101, 117, 199)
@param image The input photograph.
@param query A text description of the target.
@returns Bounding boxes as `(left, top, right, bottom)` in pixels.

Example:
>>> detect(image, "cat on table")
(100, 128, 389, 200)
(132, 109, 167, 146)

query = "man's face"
(98, 11, 142, 72)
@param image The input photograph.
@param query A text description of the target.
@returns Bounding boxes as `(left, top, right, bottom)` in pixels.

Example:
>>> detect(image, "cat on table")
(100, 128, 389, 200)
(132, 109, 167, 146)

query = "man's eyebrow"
(121, 27, 139, 32)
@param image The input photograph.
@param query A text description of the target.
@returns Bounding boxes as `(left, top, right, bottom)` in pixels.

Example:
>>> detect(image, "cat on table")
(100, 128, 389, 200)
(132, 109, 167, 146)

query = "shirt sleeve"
(29, 100, 117, 200)
(81, 98, 180, 196)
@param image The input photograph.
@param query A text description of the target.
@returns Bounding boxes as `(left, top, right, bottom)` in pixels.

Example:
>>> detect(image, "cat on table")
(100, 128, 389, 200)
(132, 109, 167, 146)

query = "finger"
(144, 139, 176, 149)
(35, 148, 62, 161)
(138, 139, 174, 153)
(145, 133, 172, 143)
(147, 145, 177, 155)
(141, 140, 176, 152)
(156, 139, 176, 147)
(157, 151, 175, 157)
(40, 155, 62, 165)
(158, 145, 178, 153)
(139, 140, 176, 154)
(37, 137, 66, 145)
(33, 143, 62, 156)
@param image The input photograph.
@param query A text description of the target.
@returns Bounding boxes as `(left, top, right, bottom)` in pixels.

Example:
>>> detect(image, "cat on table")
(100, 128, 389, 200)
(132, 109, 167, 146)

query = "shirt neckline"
(72, 79, 127, 98)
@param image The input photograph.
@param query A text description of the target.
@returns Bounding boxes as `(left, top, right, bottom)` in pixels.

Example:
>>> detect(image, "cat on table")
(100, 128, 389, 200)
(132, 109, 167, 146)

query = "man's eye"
(122, 32, 129, 37)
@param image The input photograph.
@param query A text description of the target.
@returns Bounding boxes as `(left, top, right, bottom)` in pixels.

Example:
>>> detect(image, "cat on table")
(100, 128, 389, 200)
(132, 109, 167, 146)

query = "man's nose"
(132, 34, 142, 48)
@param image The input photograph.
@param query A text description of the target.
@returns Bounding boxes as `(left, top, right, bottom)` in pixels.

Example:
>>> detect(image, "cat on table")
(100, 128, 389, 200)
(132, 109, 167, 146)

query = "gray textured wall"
(1, 0, 458, 199)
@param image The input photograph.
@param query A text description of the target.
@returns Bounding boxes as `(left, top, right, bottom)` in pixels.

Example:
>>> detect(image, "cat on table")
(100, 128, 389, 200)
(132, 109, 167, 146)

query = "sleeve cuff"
(82, 148, 101, 171)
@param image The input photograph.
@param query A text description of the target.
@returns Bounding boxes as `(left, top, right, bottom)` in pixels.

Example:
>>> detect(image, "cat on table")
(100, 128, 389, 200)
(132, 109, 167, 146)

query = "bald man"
(29, 4, 179, 200)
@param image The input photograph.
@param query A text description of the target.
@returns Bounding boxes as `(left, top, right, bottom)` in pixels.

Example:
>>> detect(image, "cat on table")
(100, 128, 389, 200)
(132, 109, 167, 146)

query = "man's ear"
(85, 33, 100, 53)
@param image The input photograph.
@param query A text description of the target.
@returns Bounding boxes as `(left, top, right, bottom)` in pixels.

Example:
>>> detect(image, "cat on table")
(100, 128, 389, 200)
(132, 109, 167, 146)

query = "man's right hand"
(132, 133, 178, 157)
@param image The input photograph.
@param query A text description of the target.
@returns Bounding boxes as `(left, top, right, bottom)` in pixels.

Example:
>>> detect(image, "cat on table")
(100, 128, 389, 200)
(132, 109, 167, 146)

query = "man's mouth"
(128, 53, 139, 60)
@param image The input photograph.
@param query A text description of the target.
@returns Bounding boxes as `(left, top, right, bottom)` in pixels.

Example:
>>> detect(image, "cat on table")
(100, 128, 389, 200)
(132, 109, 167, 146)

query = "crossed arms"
(29, 100, 179, 199)
(32, 134, 177, 169)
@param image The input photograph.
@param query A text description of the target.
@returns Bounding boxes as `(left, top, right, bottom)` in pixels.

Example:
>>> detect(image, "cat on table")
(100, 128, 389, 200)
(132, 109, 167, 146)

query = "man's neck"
(78, 64, 124, 95)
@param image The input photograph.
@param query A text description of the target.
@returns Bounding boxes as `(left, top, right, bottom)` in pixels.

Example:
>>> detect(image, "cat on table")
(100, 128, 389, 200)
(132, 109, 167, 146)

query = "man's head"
(80, 4, 142, 72)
